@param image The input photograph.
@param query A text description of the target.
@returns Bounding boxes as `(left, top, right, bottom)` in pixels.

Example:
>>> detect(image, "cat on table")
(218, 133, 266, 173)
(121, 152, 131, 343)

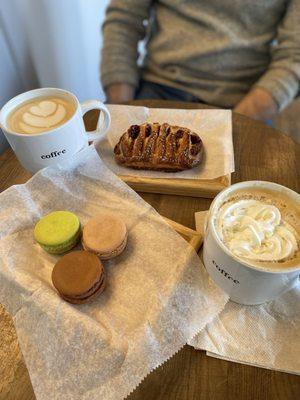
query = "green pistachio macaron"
(34, 211, 81, 254)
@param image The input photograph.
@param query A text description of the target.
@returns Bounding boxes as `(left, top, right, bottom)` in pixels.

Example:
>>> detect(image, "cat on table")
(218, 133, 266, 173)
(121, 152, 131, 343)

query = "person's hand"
(106, 83, 135, 104)
(234, 87, 278, 122)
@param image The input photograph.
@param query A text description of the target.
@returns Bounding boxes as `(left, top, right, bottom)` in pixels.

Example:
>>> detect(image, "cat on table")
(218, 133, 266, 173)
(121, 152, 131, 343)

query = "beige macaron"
(82, 213, 128, 260)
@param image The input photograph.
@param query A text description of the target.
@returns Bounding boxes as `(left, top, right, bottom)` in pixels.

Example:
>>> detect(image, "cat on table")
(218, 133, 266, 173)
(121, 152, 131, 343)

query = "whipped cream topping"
(216, 199, 298, 262)
(19, 100, 67, 134)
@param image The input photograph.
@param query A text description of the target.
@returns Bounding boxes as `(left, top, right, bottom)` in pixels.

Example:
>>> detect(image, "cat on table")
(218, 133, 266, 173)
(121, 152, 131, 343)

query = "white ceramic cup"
(203, 181, 300, 305)
(0, 88, 111, 173)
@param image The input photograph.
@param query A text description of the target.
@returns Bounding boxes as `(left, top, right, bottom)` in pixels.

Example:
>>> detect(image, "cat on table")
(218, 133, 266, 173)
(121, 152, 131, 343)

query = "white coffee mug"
(0, 88, 111, 173)
(203, 181, 300, 305)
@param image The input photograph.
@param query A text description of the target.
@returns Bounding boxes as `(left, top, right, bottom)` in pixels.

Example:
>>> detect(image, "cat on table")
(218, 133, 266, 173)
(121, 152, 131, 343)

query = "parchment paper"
(0, 147, 229, 400)
(97, 105, 234, 180)
(190, 211, 300, 375)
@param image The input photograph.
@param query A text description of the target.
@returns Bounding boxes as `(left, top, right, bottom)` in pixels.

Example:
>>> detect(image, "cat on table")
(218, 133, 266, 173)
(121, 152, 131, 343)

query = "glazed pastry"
(82, 213, 128, 260)
(114, 122, 203, 171)
(34, 211, 81, 254)
(52, 251, 105, 304)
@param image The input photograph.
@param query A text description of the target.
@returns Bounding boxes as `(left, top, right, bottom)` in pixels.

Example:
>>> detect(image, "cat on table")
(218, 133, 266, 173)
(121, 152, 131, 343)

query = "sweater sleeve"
(100, 0, 153, 90)
(254, 0, 300, 111)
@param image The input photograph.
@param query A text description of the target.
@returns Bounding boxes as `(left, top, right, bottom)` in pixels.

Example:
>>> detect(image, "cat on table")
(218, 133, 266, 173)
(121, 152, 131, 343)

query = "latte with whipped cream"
(7, 96, 75, 135)
(215, 188, 300, 270)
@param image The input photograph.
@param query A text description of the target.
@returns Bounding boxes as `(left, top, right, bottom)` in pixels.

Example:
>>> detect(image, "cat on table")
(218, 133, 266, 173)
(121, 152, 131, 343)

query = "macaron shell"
(83, 232, 128, 259)
(41, 228, 81, 254)
(69, 273, 105, 300)
(34, 211, 80, 246)
(82, 213, 127, 256)
(52, 251, 104, 297)
(61, 275, 106, 304)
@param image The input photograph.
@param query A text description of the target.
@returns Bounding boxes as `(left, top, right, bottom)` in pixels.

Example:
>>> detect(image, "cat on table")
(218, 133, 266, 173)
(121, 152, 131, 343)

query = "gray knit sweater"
(101, 0, 300, 110)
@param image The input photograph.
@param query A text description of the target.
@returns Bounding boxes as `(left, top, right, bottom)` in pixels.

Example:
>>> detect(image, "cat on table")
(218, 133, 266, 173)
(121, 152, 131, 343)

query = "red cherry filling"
(145, 124, 152, 137)
(190, 146, 200, 156)
(190, 134, 201, 144)
(175, 129, 184, 140)
(128, 125, 140, 139)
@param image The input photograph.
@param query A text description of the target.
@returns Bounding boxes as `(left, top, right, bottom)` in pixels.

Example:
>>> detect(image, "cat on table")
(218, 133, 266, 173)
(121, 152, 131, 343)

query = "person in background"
(101, 0, 300, 122)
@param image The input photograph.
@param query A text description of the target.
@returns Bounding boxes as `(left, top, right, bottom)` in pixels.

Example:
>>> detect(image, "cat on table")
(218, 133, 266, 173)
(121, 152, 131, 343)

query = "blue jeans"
(135, 80, 274, 126)
(135, 80, 200, 102)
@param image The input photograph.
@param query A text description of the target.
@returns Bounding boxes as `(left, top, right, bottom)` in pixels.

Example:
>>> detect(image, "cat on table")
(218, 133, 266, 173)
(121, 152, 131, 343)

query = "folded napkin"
(0, 147, 228, 400)
(190, 211, 300, 375)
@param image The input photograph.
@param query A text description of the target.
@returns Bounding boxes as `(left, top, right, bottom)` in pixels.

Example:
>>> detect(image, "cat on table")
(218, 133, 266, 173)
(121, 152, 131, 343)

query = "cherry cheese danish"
(114, 122, 203, 172)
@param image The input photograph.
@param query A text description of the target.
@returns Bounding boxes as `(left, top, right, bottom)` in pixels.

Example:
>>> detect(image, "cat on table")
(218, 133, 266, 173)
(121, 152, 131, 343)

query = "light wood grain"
(120, 174, 231, 198)
(0, 100, 299, 400)
(163, 217, 203, 252)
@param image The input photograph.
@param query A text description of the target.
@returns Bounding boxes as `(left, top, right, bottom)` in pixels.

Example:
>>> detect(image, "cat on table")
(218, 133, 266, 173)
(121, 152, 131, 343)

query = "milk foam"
(7, 97, 75, 134)
(216, 199, 298, 263)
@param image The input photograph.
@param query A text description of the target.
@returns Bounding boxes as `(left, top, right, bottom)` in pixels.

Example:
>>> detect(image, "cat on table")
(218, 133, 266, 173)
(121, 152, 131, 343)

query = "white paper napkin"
(0, 148, 229, 400)
(190, 211, 300, 375)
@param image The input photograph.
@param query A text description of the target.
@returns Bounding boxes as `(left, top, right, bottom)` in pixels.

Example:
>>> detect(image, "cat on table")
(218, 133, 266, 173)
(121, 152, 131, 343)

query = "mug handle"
(80, 100, 111, 142)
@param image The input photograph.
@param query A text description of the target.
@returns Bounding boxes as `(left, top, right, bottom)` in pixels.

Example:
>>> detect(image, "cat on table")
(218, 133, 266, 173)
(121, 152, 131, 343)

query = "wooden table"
(0, 100, 299, 400)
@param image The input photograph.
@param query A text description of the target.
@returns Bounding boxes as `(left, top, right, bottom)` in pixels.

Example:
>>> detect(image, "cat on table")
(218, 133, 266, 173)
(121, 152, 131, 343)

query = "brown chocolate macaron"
(52, 251, 105, 304)
(82, 213, 128, 260)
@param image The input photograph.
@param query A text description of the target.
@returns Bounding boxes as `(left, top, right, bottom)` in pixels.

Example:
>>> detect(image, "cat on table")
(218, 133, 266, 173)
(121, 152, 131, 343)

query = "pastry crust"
(114, 122, 203, 171)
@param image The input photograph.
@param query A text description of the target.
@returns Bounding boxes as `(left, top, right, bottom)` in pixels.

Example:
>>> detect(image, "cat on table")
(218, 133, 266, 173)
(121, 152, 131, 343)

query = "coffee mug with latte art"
(203, 181, 300, 305)
(0, 88, 111, 173)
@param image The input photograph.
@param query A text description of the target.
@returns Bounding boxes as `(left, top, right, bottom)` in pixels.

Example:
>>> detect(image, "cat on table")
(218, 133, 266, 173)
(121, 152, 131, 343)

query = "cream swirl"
(19, 100, 67, 134)
(216, 200, 298, 262)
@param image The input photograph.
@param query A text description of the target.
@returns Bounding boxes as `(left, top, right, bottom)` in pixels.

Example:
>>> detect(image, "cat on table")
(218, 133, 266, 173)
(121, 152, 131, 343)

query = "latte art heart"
(30, 101, 57, 117)
(7, 96, 75, 135)
(22, 104, 66, 129)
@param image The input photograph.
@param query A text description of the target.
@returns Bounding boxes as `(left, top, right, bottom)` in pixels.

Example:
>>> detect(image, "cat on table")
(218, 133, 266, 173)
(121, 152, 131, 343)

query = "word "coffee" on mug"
(41, 149, 66, 159)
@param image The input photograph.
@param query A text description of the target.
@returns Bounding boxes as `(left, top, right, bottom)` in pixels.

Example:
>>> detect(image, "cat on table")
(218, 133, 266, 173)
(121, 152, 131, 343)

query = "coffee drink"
(214, 188, 300, 271)
(0, 87, 111, 173)
(7, 96, 76, 135)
